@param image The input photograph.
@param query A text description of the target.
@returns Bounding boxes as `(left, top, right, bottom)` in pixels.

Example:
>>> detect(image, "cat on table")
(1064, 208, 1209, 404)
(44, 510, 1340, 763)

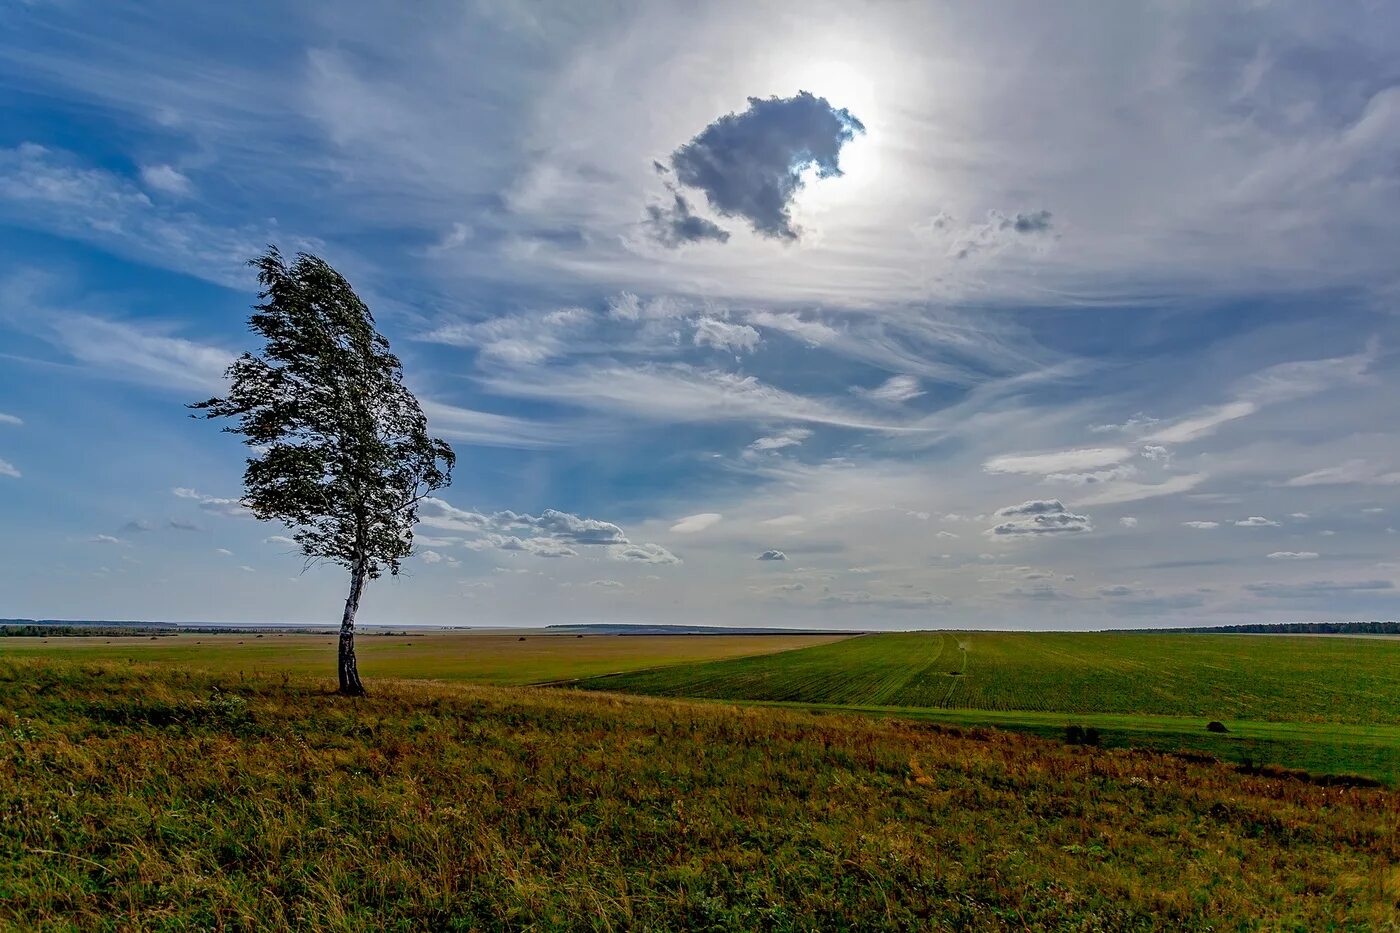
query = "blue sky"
(4, 1, 1400, 629)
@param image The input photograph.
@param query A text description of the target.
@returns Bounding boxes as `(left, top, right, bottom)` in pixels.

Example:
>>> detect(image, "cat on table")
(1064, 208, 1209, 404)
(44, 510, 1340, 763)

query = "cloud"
(611, 542, 681, 564)
(264, 535, 297, 546)
(1144, 401, 1258, 445)
(989, 499, 1092, 537)
(1145, 344, 1375, 445)
(1234, 516, 1279, 527)
(692, 317, 760, 353)
(465, 534, 579, 558)
(419, 549, 445, 564)
(139, 164, 193, 197)
(0, 458, 19, 479)
(670, 513, 722, 534)
(1089, 413, 1159, 434)
(948, 209, 1056, 260)
(0, 412, 22, 426)
(644, 189, 731, 247)
(172, 486, 248, 518)
(167, 520, 201, 532)
(818, 590, 947, 610)
(1267, 551, 1318, 560)
(119, 520, 154, 534)
(419, 498, 675, 563)
(420, 400, 573, 451)
(586, 579, 624, 588)
(1182, 521, 1219, 529)
(984, 447, 1133, 476)
(1284, 459, 1400, 487)
(478, 364, 921, 431)
(666, 91, 865, 241)
(90, 534, 123, 545)
(852, 374, 924, 405)
(749, 428, 812, 452)
(757, 549, 788, 561)
(428, 222, 472, 254)
(0, 143, 306, 288)
(1119, 516, 1138, 528)
(1244, 580, 1394, 599)
(745, 311, 840, 347)
(1073, 473, 1207, 507)
(423, 307, 592, 365)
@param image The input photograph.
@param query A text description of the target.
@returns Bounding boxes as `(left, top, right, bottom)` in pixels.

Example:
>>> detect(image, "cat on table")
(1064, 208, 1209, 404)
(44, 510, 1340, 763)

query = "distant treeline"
(0, 625, 177, 638)
(1152, 621, 1400, 635)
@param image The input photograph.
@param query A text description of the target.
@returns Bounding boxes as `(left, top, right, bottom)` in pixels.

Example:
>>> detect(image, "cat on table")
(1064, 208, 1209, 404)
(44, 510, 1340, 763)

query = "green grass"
(3, 658, 1399, 930)
(576, 631, 1400, 784)
(0, 630, 846, 686)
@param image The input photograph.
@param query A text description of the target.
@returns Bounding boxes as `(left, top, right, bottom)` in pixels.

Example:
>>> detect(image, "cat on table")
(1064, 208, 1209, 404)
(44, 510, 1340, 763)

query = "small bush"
(1207, 721, 1228, 733)
(1064, 724, 1102, 747)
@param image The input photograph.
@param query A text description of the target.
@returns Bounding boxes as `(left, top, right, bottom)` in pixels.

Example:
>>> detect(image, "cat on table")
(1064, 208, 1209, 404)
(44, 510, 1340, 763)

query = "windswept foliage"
(191, 249, 453, 694)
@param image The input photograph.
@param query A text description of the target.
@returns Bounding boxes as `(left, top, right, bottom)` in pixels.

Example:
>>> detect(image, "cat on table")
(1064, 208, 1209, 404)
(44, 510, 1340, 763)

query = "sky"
(3, 1, 1400, 630)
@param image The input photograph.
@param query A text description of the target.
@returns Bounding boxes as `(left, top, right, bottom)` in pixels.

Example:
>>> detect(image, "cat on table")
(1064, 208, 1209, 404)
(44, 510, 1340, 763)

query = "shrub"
(1207, 721, 1228, 733)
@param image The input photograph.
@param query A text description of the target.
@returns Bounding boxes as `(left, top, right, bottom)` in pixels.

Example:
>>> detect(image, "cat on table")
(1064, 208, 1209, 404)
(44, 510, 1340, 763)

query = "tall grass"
(2, 658, 1398, 930)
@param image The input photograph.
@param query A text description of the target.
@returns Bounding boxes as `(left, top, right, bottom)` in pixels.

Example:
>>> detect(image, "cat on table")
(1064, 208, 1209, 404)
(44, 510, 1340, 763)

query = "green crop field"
(0, 630, 847, 686)
(576, 631, 1400, 784)
(3, 658, 1399, 929)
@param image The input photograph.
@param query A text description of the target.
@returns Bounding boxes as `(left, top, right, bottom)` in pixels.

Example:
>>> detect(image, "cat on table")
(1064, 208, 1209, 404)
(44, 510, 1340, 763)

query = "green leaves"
(191, 247, 455, 577)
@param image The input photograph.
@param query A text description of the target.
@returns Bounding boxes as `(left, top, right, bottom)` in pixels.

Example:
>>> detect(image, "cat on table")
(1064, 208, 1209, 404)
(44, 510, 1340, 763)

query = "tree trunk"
(338, 558, 368, 696)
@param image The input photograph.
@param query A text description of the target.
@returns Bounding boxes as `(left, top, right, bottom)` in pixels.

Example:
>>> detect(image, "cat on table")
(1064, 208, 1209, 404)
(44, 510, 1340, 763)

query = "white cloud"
(264, 535, 297, 546)
(852, 374, 923, 404)
(421, 400, 574, 450)
(1144, 401, 1257, 445)
(173, 486, 248, 517)
(749, 428, 812, 452)
(1234, 516, 1279, 527)
(1267, 551, 1318, 560)
(1284, 459, 1400, 487)
(1088, 413, 1159, 434)
(1182, 521, 1219, 529)
(1073, 473, 1207, 507)
(692, 317, 760, 353)
(0, 458, 18, 479)
(745, 310, 839, 346)
(988, 499, 1092, 537)
(0, 412, 22, 426)
(90, 534, 124, 545)
(611, 542, 681, 564)
(757, 549, 788, 560)
(984, 447, 1132, 476)
(1119, 516, 1138, 528)
(419, 549, 445, 564)
(139, 164, 193, 196)
(670, 512, 722, 534)
(424, 307, 593, 365)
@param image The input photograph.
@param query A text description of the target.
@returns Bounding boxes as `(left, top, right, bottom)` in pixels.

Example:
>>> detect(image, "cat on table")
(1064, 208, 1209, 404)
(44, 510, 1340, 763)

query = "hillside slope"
(2, 659, 1397, 930)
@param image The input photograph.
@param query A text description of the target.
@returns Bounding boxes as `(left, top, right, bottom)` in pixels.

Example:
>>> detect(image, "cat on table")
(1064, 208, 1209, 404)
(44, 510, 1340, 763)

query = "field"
(0, 630, 845, 686)
(577, 631, 1400, 784)
(3, 658, 1399, 930)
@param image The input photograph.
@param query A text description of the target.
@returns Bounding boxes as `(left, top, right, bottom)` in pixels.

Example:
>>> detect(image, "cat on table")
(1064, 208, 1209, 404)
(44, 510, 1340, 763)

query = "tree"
(191, 248, 454, 696)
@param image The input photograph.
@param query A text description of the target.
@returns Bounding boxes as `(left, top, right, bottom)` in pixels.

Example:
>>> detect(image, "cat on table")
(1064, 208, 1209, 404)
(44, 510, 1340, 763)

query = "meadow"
(577, 631, 1400, 784)
(0, 630, 844, 686)
(3, 657, 1399, 930)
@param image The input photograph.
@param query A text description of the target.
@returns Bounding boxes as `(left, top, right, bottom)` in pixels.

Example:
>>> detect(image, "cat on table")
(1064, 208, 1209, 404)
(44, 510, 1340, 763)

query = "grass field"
(0, 630, 846, 686)
(577, 631, 1400, 784)
(3, 658, 1398, 930)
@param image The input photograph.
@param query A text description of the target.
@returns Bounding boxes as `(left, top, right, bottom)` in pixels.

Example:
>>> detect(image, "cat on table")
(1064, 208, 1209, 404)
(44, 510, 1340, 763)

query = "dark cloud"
(644, 190, 731, 247)
(665, 91, 865, 242)
(757, 549, 788, 561)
